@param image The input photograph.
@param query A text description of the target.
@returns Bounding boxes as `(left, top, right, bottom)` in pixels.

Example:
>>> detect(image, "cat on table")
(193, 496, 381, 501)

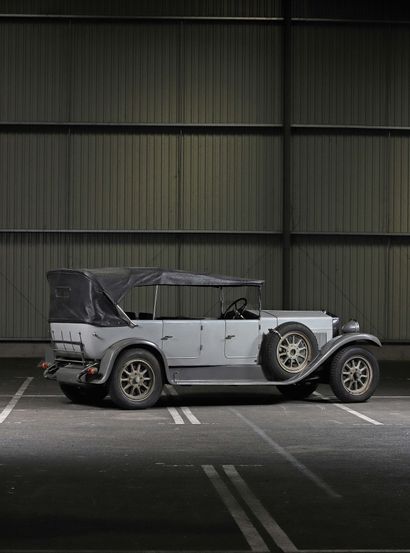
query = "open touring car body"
(43, 267, 381, 407)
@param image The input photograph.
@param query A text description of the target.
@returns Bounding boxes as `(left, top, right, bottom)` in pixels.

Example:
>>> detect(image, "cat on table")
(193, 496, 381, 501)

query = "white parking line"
(231, 408, 341, 500)
(202, 465, 269, 552)
(181, 406, 201, 425)
(0, 394, 63, 398)
(167, 407, 185, 424)
(313, 392, 383, 426)
(223, 465, 297, 553)
(164, 386, 201, 424)
(0, 377, 33, 424)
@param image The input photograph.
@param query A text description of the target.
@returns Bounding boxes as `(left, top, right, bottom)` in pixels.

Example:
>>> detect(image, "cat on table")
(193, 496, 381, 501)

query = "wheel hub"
(120, 359, 154, 400)
(342, 357, 372, 395)
(277, 332, 311, 373)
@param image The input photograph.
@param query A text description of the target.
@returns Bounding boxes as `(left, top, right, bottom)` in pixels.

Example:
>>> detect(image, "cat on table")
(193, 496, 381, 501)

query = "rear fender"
(277, 333, 381, 386)
(94, 339, 170, 384)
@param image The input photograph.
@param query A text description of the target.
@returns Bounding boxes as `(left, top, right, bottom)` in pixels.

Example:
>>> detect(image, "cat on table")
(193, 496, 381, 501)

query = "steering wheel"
(223, 297, 248, 319)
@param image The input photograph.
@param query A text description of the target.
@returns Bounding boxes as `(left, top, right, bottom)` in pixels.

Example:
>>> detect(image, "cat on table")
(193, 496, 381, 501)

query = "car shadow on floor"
(72, 389, 325, 410)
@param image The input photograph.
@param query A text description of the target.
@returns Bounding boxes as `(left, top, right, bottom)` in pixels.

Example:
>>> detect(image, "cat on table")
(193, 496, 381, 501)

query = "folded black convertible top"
(47, 267, 264, 326)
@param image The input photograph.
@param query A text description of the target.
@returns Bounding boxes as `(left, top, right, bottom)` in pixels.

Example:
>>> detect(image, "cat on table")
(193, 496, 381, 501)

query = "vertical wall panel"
(291, 239, 387, 339)
(388, 137, 410, 233)
(182, 134, 282, 231)
(183, 24, 282, 124)
(71, 24, 179, 123)
(292, 135, 388, 233)
(69, 133, 178, 229)
(0, 1, 282, 17)
(0, 23, 68, 121)
(0, 234, 68, 338)
(292, 26, 388, 125)
(390, 31, 410, 127)
(0, 132, 68, 229)
(388, 243, 410, 340)
(293, 0, 403, 19)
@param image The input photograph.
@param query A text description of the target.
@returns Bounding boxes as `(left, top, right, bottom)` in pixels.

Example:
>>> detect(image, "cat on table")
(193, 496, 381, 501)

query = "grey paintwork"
(50, 311, 381, 387)
(50, 310, 334, 362)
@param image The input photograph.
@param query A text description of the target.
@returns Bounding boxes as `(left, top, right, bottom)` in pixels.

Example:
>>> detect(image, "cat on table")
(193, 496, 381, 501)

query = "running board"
(169, 364, 319, 386)
(173, 379, 279, 386)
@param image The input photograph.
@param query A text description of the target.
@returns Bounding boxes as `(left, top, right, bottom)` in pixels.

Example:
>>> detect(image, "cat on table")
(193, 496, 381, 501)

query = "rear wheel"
(109, 348, 163, 409)
(277, 381, 318, 400)
(329, 347, 379, 402)
(59, 383, 107, 404)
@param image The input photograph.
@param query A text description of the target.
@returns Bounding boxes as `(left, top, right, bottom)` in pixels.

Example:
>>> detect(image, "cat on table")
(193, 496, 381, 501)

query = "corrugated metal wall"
(0, 0, 409, 341)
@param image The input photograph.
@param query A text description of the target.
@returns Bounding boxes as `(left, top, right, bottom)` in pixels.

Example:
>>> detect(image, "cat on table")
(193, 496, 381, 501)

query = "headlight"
(342, 319, 360, 333)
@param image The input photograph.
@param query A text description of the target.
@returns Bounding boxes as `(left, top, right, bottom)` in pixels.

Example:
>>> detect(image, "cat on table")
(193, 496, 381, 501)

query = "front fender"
(276, 333, 381, 386)
(94, 338, 169, 384)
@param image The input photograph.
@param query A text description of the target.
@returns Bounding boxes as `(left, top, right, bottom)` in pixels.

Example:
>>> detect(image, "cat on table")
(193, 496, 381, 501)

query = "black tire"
(59, 383, 107, 404)
(277, 381, 318, 400)
(109, 348, 163, 409)
(261, 322, 319, 381)
(329, 347, 379, 403)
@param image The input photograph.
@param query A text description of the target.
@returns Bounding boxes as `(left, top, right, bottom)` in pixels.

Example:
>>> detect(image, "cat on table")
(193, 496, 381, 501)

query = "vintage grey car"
(42, 267, 381, 409)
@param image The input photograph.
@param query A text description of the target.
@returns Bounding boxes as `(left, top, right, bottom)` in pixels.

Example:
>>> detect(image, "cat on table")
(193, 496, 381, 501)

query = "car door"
(161, 320, 202, 362)
(224, 320, 260, 359)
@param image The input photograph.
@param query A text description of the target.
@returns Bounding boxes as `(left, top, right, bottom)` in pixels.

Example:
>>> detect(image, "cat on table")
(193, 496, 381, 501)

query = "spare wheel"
(261, 322, 319, 381)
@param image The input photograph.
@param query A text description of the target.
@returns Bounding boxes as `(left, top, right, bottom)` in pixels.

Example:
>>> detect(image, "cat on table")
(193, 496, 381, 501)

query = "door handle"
(225, 334, 236, 340)
(162, 335, 173, 340)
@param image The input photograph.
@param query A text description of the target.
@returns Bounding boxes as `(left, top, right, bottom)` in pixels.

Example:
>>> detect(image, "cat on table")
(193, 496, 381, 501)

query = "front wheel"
(109, 348, 163, 409)
(329, 347, 379, 403)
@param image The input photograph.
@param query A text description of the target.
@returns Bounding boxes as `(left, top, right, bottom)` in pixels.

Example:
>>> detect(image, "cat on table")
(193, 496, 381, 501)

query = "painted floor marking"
(167, 406, 185, 424)
(231, 408, 341, 500)
(164, 386, 201, 424)
(313, 392, 383, 426)
(202, 464, 269, 552)
(180, 406, 201, 424)
(0, 394, 63, 398)
(223, 465, 297, 553)
(0, 377, 33, 424)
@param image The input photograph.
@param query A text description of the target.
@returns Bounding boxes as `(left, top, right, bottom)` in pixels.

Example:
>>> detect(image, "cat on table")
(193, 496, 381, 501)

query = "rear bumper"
(45, 363, 102, 386)
(55, 366, 89, 386)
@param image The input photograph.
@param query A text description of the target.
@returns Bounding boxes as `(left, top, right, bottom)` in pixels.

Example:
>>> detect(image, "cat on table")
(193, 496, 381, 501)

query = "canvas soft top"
(47, 267, 264, 326)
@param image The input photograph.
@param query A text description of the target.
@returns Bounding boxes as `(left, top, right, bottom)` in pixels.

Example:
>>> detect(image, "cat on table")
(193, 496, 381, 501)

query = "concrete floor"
(0, 359, 410, 553)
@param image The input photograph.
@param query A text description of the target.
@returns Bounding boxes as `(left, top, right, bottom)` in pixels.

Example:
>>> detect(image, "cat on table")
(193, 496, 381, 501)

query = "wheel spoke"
(119, 358, 156, 400)
(277, 332, 311, 373)
(341, 356, 373, 395)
